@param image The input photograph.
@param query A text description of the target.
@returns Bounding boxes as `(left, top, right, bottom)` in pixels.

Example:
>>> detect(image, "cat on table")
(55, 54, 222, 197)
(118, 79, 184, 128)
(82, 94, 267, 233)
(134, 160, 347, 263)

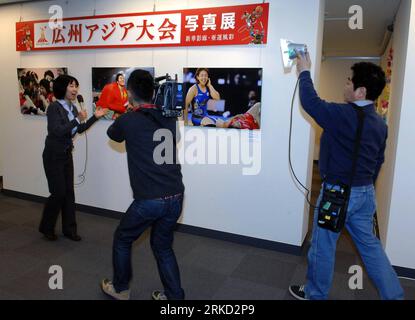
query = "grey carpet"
(0, 170, 413, 299)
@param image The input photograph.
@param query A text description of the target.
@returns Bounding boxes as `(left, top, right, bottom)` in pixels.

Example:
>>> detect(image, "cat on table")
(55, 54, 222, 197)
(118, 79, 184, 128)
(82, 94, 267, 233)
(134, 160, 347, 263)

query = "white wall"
(0, 0, 324, 247)
(380, 0, 415, 270)
(300, 0, 325, 242)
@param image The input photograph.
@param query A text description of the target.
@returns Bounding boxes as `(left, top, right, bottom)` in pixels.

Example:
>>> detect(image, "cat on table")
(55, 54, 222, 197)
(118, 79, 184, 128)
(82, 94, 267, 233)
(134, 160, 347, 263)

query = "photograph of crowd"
(17, 68, 67, 115)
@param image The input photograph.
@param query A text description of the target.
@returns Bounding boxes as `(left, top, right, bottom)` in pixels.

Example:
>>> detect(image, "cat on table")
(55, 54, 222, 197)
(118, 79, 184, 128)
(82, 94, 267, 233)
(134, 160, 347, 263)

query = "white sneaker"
(101, 279, 130, 300)
(152, 290, 168, 300)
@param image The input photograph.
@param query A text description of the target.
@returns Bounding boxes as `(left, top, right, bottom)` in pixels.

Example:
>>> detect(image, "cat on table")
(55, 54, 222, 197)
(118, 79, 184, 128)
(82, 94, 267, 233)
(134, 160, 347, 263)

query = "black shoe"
(63, 233, 82, 241)
(42, 233, 58, 241)
(289, 285, 308, 300)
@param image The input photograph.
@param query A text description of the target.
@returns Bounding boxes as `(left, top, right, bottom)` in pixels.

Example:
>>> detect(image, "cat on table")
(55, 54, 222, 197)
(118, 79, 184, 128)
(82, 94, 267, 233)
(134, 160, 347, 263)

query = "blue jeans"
(112, 194, 185, 300)
(305, 184, 404, 300)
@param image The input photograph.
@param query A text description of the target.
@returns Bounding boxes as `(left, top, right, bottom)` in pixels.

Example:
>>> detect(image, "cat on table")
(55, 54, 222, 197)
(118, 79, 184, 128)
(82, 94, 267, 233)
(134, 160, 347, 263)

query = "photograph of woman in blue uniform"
(183, 68, 220, 126)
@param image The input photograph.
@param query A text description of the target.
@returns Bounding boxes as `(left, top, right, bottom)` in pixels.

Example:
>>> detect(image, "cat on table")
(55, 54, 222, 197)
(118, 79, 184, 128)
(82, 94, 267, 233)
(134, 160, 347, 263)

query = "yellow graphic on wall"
(377, 47, 393, 121)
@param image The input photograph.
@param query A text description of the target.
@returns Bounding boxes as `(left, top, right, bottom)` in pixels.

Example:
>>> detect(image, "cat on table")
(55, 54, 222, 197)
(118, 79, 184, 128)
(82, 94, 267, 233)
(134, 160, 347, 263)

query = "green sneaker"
(101, 279, 130, 300)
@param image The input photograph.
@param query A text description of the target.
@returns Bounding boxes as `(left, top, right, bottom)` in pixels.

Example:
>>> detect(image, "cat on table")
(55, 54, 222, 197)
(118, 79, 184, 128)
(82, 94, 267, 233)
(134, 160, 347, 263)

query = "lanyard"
(133, 103, 157, 111)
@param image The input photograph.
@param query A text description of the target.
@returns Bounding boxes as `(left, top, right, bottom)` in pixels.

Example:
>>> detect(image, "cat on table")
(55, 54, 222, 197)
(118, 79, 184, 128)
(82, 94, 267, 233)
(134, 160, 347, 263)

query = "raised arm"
(107, 116, 125, 142)
(207, 79, 220, 100)
(297, 52, 341, 132)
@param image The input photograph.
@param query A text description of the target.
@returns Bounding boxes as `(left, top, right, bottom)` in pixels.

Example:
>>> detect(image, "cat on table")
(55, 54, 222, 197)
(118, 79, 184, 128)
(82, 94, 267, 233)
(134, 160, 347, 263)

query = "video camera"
(153, 74, 184, 118)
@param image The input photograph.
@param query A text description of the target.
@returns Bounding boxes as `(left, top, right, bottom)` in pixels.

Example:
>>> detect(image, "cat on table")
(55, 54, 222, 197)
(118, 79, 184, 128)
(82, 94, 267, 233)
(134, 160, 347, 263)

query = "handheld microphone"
(77, 94, 85, 111)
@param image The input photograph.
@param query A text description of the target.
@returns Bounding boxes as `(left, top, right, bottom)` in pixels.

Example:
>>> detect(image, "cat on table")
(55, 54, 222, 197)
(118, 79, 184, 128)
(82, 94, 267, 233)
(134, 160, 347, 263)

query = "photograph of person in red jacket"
(92, 67, 155, 120)
(96, 73, 128, 120)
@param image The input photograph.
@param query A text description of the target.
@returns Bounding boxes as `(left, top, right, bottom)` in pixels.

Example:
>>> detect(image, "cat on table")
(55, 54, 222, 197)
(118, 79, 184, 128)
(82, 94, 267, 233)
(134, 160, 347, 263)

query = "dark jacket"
(299, 71, 387, 186)
(44, 101, 98, 153)
(107, 108, 185, 200)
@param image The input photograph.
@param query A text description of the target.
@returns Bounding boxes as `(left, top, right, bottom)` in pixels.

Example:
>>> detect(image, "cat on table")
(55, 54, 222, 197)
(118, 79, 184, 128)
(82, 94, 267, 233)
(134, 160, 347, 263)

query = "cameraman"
(101, 69, 185, 301)
(288, 52, 404, 300)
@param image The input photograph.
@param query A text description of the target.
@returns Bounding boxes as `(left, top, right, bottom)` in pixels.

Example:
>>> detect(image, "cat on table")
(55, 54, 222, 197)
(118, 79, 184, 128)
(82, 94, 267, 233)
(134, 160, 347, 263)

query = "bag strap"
(349, 104, 365, 186)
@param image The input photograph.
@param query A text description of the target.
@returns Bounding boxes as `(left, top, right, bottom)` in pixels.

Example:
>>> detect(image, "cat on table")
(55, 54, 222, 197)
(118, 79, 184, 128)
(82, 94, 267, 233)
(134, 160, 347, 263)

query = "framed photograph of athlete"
(182, 67, 262, 130)
(17, 67, 67, 116)
(92, 67, 155, 120)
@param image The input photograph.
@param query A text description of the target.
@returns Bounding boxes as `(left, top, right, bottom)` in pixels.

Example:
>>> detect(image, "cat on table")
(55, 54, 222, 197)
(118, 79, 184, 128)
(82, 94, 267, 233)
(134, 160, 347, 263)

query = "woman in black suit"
(39, 75, 108, 241)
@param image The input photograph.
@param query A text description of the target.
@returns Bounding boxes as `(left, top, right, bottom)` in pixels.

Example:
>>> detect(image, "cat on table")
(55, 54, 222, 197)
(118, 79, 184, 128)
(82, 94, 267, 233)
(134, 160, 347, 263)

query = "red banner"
(16, 3, 269, 51)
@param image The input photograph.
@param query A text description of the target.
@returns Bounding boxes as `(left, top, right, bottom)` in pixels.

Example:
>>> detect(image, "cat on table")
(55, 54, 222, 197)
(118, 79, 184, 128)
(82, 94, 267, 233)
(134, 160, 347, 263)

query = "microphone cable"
(74, 130, 88, 187)
(74, 100, 89, 187)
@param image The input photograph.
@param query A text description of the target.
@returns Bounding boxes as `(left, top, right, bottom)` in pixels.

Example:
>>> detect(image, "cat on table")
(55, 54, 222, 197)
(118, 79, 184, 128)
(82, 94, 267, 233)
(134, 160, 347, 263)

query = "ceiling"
(0, 0, 42, 4)
(323, 0, 401, 57)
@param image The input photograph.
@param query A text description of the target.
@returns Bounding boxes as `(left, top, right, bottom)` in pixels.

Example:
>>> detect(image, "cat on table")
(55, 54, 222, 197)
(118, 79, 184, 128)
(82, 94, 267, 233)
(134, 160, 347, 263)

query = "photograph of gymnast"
(183, 67, 262, 129)
(17, 68, 67, 116)
(92, 67, 154, 120)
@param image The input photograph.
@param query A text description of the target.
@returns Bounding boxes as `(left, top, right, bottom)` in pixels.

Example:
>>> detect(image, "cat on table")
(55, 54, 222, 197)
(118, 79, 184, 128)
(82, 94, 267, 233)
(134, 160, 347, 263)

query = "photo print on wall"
(183, 67, 262, 130)
(17, 67, 67, 116)
(92, 67, 155, 120)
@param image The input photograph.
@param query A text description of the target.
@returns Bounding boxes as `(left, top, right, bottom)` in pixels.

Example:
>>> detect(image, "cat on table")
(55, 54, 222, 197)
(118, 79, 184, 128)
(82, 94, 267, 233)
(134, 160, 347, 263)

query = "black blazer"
(44, 101, 98, 153)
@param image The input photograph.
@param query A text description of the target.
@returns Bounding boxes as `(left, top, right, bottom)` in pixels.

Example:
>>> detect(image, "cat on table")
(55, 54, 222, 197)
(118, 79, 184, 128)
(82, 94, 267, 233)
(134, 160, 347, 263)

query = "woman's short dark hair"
(115, 73, 124, 82)
(39, 79, 51, 94)
(53, 75, 79, 99)
(20, 75, 31, 88)
(127, 69, 154, 102)
(351, 62, 386, 101)
(44, 70, 54, 80)
(195, 68, 209, 84)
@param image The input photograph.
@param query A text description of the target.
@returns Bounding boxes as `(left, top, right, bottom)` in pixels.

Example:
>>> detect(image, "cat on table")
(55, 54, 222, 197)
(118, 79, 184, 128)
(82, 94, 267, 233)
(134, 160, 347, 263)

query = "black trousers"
(39, 147, 77, 235)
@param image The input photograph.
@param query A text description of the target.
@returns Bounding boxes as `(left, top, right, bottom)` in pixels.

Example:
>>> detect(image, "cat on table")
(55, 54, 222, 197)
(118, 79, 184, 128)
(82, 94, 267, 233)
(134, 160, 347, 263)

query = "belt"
(155, 193, 183, 200)
(45, 140, 73, 153)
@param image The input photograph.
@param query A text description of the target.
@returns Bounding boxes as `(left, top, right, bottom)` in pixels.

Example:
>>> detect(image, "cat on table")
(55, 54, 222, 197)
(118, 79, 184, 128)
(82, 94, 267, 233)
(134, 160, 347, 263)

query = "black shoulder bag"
(317, 105, 365, 233)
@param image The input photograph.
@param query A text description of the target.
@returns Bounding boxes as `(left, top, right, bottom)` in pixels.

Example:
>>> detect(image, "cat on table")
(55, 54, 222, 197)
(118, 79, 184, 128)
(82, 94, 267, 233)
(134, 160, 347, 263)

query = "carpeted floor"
(0, 171, 414, 300)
